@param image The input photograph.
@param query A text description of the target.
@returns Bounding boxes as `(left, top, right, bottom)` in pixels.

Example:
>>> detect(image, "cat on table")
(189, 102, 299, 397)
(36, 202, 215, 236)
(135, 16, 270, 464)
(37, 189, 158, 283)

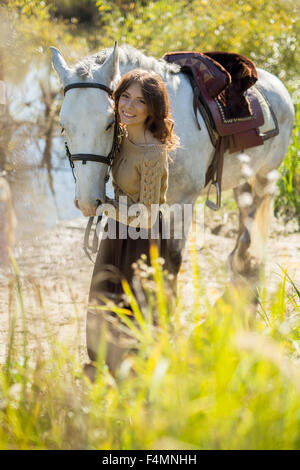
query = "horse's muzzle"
(75, 198, 102, 217)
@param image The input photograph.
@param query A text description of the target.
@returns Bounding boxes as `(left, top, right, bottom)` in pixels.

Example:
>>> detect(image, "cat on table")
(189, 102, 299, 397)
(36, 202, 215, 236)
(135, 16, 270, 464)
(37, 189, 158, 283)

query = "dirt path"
(0, 207, 299, 364)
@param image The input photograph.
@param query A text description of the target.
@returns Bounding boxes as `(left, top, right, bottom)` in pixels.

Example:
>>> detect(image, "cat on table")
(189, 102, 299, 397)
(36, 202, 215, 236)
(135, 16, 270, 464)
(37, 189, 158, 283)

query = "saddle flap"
(229, 127, 264, 153)
(211, 87, 265, 136)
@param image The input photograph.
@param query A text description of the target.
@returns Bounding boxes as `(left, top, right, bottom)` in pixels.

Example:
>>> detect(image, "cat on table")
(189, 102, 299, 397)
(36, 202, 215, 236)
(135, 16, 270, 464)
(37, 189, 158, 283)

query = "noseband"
(63, 82, 119, 184)
(63, 82, 120, 262)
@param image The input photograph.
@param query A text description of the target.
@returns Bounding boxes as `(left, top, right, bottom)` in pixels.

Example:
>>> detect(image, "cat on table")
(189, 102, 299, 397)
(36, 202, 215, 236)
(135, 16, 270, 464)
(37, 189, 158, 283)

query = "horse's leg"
(229, 181, 254, 277)
(164, 200, 195, 295)
(229, 170, 274, 291)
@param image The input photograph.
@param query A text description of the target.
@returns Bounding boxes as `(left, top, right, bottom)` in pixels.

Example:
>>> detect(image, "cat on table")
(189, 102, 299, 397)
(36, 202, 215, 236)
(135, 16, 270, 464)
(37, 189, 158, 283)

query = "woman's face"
(118, 82, 150, 128)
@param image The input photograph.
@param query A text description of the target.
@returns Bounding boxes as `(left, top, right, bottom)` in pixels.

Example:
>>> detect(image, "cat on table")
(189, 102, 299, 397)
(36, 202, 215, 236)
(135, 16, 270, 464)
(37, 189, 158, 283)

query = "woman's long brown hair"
(113, 69, 179, 156)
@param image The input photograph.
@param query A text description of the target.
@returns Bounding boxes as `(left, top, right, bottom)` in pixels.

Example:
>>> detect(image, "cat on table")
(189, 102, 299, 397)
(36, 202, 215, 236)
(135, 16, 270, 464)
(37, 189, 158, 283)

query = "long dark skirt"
(86, 210, 170, 373)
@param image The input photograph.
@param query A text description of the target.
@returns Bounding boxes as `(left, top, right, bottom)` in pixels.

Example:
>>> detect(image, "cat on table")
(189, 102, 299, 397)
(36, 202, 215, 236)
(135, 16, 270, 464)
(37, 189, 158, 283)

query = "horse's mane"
(74, 44, 180, 79)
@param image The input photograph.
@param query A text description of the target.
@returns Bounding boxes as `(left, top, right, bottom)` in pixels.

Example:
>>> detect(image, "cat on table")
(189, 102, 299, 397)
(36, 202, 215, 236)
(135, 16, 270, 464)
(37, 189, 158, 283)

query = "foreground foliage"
(0, 244, 299, 450)
(275, 103, 300, 227)
(1, 0, 299, 90)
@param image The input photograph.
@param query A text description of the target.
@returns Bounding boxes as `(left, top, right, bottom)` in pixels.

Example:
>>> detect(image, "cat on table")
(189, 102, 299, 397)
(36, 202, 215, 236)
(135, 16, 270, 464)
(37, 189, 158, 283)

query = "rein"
(63, 82, 119, 262)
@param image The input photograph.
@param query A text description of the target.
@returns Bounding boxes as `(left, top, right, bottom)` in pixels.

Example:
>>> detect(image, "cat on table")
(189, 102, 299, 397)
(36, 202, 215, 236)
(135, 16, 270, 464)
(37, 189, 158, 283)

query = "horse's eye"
(61, 127, 65, 134)
(105, 121, 115, 131)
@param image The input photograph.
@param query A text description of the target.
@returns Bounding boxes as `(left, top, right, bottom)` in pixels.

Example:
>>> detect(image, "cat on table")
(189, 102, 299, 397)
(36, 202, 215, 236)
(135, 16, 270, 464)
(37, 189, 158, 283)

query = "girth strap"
(205, 136, 225, 211)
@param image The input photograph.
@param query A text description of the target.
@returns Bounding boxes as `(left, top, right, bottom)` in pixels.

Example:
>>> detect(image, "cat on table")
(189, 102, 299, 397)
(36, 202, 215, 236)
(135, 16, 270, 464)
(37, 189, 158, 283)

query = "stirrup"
(205, 181, 221, 211)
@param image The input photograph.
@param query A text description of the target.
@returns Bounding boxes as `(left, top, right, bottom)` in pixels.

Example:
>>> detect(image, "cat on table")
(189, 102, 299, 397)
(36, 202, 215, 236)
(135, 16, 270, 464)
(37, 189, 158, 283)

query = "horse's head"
(50, 43, 120, 216)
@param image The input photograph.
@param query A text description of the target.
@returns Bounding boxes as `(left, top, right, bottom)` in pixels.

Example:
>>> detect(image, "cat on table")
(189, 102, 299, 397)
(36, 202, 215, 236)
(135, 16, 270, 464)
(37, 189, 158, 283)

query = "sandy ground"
(0, 204, 299, 364)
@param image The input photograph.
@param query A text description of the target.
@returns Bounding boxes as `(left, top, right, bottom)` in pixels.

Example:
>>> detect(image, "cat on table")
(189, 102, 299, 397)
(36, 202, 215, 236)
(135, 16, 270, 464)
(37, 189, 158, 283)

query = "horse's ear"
(50, 47, 72, 85)
(99, 41, 120, 87)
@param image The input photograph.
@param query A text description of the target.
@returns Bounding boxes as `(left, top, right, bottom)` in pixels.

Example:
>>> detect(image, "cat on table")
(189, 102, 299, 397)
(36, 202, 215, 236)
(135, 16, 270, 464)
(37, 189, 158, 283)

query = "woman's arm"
(104, 150, 168, 229)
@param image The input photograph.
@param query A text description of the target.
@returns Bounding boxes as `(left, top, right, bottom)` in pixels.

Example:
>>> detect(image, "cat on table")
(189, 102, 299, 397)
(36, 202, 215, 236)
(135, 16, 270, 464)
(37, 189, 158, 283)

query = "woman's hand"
(104, 195, 114, 204)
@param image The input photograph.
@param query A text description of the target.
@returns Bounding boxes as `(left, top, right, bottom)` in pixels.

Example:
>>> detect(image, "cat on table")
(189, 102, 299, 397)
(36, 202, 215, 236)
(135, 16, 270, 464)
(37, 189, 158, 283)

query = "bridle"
(63, 82, 119, 184)
(63, 82, 120, 262)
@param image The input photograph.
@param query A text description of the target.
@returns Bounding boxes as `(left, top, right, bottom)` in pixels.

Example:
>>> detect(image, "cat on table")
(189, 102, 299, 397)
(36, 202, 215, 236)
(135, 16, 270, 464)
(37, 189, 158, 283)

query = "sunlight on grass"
(0, 247, 299, 450)
(275, 102, 300, 227)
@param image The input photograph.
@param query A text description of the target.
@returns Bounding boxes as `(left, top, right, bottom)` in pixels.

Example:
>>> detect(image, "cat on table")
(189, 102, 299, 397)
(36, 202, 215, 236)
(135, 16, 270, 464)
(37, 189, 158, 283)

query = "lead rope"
(64, 137, 99, 263)
(86, 127, 116, 262)
(83, 215, 103, 263)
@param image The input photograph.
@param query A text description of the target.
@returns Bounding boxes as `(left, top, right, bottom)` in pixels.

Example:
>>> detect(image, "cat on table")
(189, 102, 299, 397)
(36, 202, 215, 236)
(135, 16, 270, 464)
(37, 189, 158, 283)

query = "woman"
(85, 69, 179, 379)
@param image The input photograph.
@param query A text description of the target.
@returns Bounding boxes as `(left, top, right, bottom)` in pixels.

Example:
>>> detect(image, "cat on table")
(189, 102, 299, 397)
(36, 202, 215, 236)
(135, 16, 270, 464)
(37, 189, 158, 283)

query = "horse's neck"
(119, 62, 183, 91)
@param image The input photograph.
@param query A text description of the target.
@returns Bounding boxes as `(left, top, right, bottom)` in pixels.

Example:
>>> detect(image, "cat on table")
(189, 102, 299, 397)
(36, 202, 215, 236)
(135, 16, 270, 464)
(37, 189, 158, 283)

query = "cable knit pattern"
(104, 137, 168, 229)
(140, 157, 163, 206)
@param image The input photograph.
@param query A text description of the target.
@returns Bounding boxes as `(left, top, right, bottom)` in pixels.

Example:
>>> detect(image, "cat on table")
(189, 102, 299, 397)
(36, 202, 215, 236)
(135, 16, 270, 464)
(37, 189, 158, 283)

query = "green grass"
(275, 102, 300, 228)
(0, 243, 299, 450)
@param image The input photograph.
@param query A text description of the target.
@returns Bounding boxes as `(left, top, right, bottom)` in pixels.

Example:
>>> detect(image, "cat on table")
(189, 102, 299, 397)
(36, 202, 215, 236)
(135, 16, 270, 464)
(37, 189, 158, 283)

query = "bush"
(275, 102, 300, 227)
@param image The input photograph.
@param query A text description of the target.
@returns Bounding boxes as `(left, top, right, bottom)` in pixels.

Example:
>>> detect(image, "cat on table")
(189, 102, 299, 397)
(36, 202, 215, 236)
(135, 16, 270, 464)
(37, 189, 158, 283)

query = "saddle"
(162, 51, 266, 209)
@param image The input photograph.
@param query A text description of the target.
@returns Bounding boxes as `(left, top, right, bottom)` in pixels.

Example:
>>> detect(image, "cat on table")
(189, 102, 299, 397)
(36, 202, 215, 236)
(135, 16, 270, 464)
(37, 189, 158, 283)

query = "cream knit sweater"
(104, 137, 169, 229)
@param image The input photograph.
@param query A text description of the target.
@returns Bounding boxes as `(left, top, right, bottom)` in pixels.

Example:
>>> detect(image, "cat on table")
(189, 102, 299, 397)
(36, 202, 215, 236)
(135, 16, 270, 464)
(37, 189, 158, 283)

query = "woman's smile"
(118, 82, 149, 128)
(122, 110, 136, 118)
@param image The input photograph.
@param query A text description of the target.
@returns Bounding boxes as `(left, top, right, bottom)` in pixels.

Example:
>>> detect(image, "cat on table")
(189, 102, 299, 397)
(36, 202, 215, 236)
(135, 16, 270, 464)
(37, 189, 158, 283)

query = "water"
(6, 66, 114, 241)
(10, 137, 114, 241)
(10, 148, 80, 241)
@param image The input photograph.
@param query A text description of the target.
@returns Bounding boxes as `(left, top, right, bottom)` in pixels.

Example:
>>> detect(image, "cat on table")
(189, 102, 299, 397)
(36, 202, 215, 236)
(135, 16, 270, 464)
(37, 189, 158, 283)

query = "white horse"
(51, 43, 294, 288)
